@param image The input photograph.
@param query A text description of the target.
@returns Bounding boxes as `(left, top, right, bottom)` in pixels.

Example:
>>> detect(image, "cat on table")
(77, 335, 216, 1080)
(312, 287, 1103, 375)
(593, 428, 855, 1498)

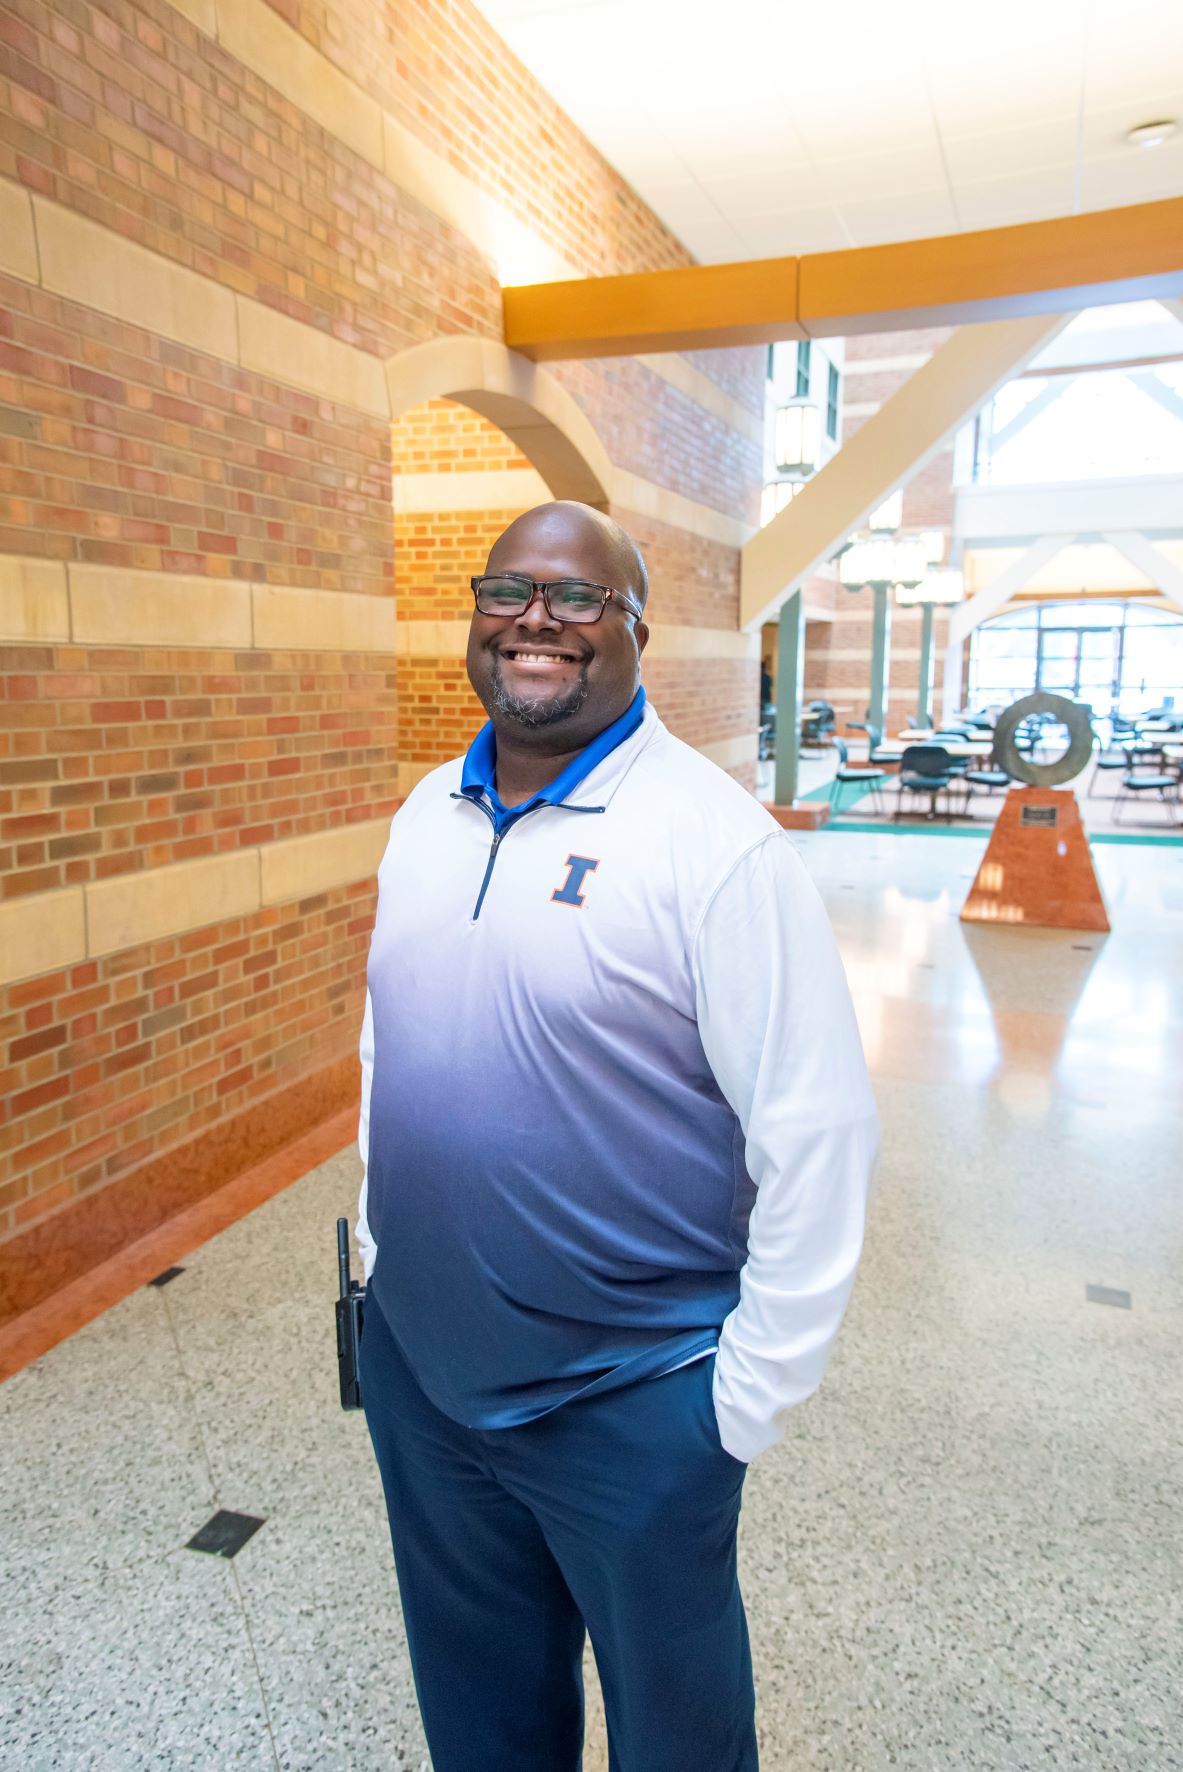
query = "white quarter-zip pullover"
(357, 699, 878, 1463)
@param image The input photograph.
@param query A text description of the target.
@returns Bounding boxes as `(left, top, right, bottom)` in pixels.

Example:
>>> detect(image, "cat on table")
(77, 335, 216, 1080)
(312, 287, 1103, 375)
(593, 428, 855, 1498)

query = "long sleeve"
(692, 833, 879, 1464)
(356, 985, 378, 1281)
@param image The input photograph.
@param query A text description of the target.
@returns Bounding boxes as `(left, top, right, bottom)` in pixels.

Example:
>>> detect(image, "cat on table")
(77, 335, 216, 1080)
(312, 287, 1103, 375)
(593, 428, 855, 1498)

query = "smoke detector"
(1125, 120, 1177, 149)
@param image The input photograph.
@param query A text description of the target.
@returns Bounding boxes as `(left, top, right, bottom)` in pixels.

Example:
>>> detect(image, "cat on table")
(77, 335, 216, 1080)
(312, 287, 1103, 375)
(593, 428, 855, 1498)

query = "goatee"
(488, 658, 590, 729)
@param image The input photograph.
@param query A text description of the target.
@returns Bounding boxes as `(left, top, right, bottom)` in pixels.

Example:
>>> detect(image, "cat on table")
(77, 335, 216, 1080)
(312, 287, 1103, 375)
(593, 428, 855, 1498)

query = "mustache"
(487, 654, 590, 728)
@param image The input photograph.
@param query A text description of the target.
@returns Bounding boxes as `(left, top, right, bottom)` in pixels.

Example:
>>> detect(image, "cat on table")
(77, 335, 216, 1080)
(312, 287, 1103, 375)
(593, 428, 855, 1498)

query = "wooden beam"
(802, 198, 1183, 335)
(503, 199, 1183, 359)
(503, 257, 801, 360)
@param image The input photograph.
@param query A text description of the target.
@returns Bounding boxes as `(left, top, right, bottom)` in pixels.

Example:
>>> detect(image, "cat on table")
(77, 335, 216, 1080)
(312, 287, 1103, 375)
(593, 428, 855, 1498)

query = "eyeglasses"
(470, 574, 644, 625)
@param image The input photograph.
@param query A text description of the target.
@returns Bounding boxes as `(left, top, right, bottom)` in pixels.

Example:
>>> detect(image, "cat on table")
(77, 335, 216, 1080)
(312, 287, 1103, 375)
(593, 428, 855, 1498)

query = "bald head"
(486, 502, 648, 612)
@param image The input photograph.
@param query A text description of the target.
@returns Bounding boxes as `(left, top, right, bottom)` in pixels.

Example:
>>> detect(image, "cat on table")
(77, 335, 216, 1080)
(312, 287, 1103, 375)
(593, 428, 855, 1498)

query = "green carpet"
(819, 820, 1182, 846)
(796, 771, 1183, 845)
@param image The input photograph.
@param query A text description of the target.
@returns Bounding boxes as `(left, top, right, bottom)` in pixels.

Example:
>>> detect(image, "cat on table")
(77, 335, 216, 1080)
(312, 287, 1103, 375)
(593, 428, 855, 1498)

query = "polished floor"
(2, 833, 1181, 1771)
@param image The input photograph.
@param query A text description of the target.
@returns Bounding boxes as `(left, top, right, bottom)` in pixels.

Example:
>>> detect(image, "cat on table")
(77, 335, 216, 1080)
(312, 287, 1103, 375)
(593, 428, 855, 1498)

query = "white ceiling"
(471, 0, 1183, 262)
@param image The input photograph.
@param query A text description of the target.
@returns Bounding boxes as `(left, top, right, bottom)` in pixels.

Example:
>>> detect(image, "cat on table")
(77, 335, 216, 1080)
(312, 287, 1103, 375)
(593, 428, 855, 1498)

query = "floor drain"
(186, 1511, 266, 1558)
(1085, 1284, 1131, 1310)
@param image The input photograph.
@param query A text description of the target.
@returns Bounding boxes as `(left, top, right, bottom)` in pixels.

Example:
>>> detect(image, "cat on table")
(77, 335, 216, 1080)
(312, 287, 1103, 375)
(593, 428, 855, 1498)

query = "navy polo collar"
(460, 688, 647, 833)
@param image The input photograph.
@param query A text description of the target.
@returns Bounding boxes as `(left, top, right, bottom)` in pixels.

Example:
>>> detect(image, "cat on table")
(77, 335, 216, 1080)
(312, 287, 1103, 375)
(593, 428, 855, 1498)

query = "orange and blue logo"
(551, 855, 599, 908)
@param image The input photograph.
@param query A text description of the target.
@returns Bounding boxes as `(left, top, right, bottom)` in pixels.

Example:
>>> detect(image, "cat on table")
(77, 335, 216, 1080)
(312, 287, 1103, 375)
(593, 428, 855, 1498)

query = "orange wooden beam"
(502, 256, 801, 359)
(502, 198, 1183, 358)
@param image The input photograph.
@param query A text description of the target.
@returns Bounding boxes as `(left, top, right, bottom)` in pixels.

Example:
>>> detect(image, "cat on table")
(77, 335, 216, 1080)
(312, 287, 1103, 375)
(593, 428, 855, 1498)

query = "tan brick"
(0, 179, 39, 285)
(0, 889, 87, 988)
(0, 558, 70, 643)
(86, 852, 261, 957)
(32, 198, 238, 361)
(259, 820, 390, 906)
(70, 566, 252, 649)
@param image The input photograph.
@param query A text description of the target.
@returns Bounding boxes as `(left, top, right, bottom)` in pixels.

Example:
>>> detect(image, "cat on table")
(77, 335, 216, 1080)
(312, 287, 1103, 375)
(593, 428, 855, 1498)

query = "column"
(774, 587, 805, 806)
(869, 581, 891, 732)
(916, 602, 935, 728)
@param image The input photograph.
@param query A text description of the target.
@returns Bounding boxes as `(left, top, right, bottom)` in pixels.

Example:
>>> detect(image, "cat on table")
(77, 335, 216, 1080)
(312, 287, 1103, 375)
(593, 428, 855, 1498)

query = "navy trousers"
(361, 1293, 757, 1771)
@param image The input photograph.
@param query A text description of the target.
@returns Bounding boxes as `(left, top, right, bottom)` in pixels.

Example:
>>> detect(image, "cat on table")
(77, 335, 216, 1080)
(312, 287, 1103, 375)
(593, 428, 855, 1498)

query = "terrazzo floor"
(2, 833, 1181, 1771)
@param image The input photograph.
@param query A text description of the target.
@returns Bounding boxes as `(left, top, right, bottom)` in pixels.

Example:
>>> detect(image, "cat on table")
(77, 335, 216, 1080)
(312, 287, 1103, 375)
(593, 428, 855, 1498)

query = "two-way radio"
(335, 1216, 366, 1410)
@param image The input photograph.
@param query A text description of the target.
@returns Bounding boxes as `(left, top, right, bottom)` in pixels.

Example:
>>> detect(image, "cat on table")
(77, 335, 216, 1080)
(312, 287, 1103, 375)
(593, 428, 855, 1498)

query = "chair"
(1089, 741, 1130, 797)
(800, 701, 835, 748)
(894, 745, 963, 822)
(829, 738, 888, 815)
(1090, 736, 1160, 798)
(847, 719, 893, 765)
(1113, 749, 1181, 826)
(962, 744, 1011, 806)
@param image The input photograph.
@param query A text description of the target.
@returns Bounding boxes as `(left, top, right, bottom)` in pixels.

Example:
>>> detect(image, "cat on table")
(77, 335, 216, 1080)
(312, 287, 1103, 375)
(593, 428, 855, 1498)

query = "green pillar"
(916, 601, 935, 728)
(868, 581, 892, 732)
(774, 588, 805, 806)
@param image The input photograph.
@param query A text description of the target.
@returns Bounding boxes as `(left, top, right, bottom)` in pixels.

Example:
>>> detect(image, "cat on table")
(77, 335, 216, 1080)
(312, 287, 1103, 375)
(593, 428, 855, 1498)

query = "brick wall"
(0, 271, 393, 583)
(0, 876, 373, 1248)
(1, 641, 397, 899)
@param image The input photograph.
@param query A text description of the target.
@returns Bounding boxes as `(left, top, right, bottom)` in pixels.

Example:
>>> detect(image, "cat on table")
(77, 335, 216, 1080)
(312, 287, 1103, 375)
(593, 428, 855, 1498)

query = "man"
(356, 501, 877, 1771)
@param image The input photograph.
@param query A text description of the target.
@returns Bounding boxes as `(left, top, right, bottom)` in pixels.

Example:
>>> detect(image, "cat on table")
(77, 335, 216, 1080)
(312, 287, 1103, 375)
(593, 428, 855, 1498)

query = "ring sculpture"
(993, 692, 1095, 787)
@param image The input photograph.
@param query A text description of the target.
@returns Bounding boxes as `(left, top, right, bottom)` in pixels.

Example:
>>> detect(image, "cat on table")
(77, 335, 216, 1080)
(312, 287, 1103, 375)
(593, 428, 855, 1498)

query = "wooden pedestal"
(961, 787, 1110, 933)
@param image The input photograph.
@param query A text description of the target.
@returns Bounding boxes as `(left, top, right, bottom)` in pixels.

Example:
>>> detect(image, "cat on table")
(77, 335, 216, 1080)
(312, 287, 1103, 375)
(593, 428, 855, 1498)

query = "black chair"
(1114, 749, 1181, 826)
(800, 701, 836, 748)
(1090, 735, 1159, 798)
(829, 738, 888, 815)
(847, 719, 893, 765)
(963, 743, 1011, 806)
(894, 745, 963, 822)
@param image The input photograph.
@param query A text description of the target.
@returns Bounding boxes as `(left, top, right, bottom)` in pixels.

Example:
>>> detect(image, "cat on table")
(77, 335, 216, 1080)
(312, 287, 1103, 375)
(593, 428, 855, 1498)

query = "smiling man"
(356, 501, 878, 1771)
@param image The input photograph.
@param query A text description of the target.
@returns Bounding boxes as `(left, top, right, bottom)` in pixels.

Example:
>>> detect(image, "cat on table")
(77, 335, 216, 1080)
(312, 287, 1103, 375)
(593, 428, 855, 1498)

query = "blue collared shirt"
(459, 687, 647, 835)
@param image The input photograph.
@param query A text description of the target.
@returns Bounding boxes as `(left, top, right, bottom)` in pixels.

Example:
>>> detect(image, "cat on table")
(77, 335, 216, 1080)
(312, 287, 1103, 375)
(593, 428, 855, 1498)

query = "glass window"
(982, 369, 1183, 483)
(1040, 601, 1124, 628)
(795, 341, 811, 398)
(969, 599, 1183, 715)
(826, 363, 840, 440)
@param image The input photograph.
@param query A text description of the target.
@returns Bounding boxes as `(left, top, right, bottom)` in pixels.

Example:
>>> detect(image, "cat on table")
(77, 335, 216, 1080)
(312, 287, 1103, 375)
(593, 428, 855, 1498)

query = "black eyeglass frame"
(470, 574, 645, 625)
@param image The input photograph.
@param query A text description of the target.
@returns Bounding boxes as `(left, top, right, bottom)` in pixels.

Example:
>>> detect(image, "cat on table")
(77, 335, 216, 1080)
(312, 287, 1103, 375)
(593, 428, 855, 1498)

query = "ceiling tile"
(816, 143, 952, 203)
(954, 168, 1079, 231)
(697, 165, 826, 220)
(924, 0, 1087, 128)
(835, 188, 960, 248)
(735, 208, 854, 256)
(940, 121, 1080, 183)
(1077, 140, 1183, 210)
(469, 0, 1183, 260)
(1085, 1, 1183, 103)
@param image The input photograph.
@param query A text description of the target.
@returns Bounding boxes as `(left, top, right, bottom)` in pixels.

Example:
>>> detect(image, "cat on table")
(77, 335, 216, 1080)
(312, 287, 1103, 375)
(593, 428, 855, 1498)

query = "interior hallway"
(2, 831, 1180, 1772)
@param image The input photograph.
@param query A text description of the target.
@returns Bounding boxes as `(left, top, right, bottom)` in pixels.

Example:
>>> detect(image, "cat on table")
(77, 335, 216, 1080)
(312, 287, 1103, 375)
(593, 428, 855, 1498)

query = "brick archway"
(385, 336, 613, 508)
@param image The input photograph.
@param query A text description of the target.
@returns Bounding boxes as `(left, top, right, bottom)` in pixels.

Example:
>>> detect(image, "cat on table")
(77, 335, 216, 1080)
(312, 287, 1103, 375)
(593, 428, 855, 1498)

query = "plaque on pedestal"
(961, 786, 1109, 933)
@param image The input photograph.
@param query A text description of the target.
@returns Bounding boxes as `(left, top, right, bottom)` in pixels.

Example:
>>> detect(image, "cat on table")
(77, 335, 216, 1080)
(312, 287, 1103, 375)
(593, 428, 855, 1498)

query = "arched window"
(967, 601, 1183, 716)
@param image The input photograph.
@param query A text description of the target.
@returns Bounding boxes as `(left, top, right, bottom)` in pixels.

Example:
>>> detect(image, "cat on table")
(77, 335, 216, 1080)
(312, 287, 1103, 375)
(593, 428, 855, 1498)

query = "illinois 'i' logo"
(551, 854, 599, 908)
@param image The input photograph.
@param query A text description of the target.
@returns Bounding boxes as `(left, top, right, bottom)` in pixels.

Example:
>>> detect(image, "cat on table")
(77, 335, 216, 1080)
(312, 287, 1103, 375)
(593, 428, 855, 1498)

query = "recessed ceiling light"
(1125, 119, 1177, 149)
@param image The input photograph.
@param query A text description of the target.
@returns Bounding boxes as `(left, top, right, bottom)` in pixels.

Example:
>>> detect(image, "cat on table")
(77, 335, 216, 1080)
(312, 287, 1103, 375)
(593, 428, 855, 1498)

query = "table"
(876, 737, 994, 760)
